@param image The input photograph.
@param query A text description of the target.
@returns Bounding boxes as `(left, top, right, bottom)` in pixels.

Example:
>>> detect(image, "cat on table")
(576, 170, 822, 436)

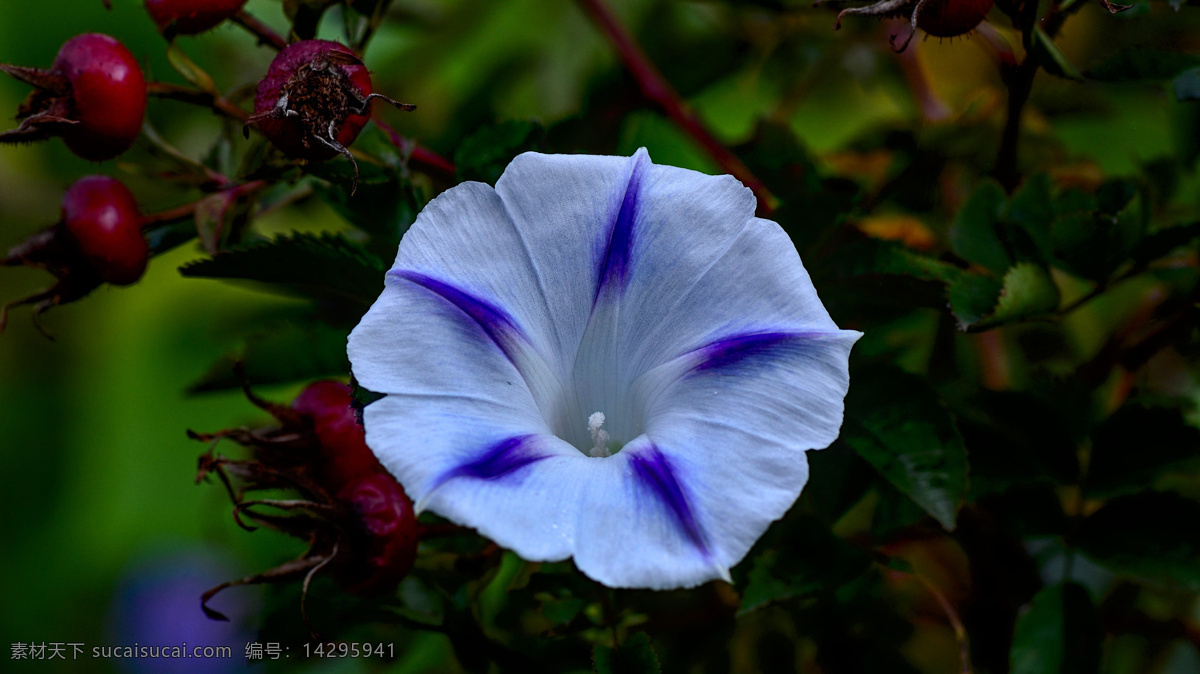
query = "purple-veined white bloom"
(348, 149, 861, 589)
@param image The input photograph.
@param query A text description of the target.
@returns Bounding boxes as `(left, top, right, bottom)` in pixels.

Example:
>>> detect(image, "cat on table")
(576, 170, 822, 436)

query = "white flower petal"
(348, 261, 540, 402)
(349, 149, 862, 590)
(641, 331, 861, 572)
(573, 438, 729, 589)
(363, 395, 588, 562)
(492, 150, 647, 373)
(615, 211, 846, 375)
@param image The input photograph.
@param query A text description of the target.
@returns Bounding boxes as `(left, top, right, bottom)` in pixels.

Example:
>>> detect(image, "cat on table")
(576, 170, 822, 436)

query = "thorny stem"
(372, 117, 458, 181)
(1057, 264, 1147, 316)
(575, 0, 776, 214)
(139, 180, 269, 229)
(231, 10, 289, 51)
(994, 1, 1089, 190)
(147, 81, 249, 123)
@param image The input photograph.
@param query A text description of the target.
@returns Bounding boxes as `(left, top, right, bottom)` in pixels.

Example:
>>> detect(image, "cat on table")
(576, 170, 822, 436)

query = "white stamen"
(587, 412, 610, 458)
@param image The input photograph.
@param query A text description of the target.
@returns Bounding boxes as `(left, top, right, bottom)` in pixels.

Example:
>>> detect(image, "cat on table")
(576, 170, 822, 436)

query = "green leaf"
(1007, 174, 1056, 263)
(1051, 183, 1146, 281)
(308, 159, 421, 255)
(189, 322, 352, 393)
(165, 43, 218, 94)
(1088, 49, 1200, 82)
(1096, 179, 1139, 215)
(739, 517, 871, 613)
(1173, 68, 1200, 100)
(842, 367, 969, 530)
(1076, 492, 1200, 590)
(1050, 212, 1099, 277)
(1032, 28, 1084, 81)
(960, 388, 1088, 498)
(179, 233, 386, 307)
(1009, 583, 1101, 674)
(594, 632, 660, 674)
(947, 273, 1003, 330)
(350, 379, 385, 414)
(845, 240, 964, 284)
(1053, 188, 1099, 217)
(989, 263, 1060, 323)
(455, 120, 545, 185)
(536, 594, 586, 626)
(1086, 405, 1200, 497)
(950, 180, 1011, 275)
(1131, 221, 1200, 265)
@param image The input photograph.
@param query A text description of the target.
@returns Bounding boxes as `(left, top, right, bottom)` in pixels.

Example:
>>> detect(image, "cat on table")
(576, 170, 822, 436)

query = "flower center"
(587, 412, 611, 458)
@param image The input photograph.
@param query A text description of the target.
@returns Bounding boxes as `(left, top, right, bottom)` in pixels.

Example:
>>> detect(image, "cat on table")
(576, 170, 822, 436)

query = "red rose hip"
(292, 380, 384, 490)
(916, 0, 993, 38)
(247, 40, 415, 192)
(61, 175, 148, 285)
(250, 40, 376, 161)
(0, 34, 146, 161)
(144, 0, 248, 35)
(333, 474, 419, 595)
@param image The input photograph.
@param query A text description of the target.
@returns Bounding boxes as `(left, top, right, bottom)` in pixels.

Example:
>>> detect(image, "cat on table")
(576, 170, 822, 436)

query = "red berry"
(333, 474, 418, 595)
(292, 380, 383, 490)
(915, 0, 993, 38)
(54, 34, 146, 161)
(251, 40, 374, 162)
(144, 0, 248, 35)
(0, 34, 145, 160)
(61, 175, 148, 285)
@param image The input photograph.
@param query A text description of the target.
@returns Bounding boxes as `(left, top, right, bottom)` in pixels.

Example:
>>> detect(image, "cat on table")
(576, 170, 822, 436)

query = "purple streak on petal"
(630, 445, 708, 555)
(440, 434, 546, 484)
(594, 153, 649, 300)
(689, 331, 830, 374)
(390, 270, 525, 365)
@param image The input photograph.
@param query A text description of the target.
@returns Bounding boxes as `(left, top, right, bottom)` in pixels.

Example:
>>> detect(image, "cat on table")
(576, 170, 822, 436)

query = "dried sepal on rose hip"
(826, 0, 995, 52)
(1, 175, 148, 336)
(144, 0, 248, 37)
(191, 376, 419, 623)
(245, 40, 415, 194)
(0, 34, 146, 161)
(828, 0, 1131, 52)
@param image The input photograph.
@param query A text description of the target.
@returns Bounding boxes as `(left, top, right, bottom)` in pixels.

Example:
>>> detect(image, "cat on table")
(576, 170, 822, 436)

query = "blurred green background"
(2, 0, 1200, 672)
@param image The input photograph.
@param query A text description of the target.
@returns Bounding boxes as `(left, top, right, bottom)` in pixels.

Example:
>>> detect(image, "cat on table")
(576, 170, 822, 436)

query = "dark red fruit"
(247, 40, 414, 192)
(832, 0, 995, 52)
(144, 0, 248, 35)
(61, 175, 147, 285)
(292, 380, 383, 490)
(915, 0, 993, 38)
(251, 40, 374, 161)
(193, 381, 423, 619)
(332, 474, 419, 595)
(0, 34, 146, 161)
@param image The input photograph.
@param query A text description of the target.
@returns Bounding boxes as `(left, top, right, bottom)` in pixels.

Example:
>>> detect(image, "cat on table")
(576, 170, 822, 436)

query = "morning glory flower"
(348, 149, 861, 589)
